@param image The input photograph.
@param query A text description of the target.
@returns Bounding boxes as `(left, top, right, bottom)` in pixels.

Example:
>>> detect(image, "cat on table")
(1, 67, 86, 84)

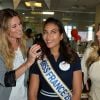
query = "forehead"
(44, 23, 59, 30)
(8, 16, 20, 26)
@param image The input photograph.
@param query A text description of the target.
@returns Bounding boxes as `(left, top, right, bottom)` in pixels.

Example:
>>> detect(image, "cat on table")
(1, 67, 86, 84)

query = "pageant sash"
(37, 57, 72, 100)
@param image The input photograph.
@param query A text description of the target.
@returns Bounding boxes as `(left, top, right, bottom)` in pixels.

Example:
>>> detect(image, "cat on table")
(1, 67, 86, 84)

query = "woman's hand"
(26, 44, 41, 68)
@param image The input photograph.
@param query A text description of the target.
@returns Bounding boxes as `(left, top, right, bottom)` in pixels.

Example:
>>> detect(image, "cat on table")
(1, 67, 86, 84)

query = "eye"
(51, 29, 59, 34)
(11, 24, 16, 28)
(51, 30, 57, 34)
(19, 23, 22, 26)
(43, 30, 48, 34)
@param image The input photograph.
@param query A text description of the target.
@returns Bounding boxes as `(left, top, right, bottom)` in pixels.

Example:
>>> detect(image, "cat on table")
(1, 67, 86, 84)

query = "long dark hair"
(40, 17, 78, 64)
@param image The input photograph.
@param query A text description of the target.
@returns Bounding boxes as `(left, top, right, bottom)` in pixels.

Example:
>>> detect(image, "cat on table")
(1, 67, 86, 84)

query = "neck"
(51, 47, 60, 61)
(9, 37, 19, 50)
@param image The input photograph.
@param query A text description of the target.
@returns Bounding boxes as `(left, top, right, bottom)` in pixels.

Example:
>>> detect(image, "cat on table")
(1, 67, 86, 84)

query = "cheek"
(9, 30, 15, 36)
(42, 35, 46, 41)
(54, 35, 63, 41)
(9, 30, 17, 37)
(96, 31, 100, 36)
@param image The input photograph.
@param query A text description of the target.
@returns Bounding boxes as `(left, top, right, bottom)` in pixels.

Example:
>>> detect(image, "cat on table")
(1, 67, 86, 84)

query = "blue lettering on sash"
(55, 82, 66, 94)
(39, 59, 71, 100)
(64, 96, 71, 100)
(47, 72, 56, 82)
(40, 60, 50, 73)
(51, 79, 58, 86)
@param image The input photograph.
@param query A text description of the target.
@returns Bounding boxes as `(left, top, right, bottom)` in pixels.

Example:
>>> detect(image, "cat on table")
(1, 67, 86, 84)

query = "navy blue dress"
(30, 54, 81, 100)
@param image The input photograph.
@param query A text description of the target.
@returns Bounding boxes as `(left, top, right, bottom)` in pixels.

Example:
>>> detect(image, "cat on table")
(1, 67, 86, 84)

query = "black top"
(30, 54, 81, 100)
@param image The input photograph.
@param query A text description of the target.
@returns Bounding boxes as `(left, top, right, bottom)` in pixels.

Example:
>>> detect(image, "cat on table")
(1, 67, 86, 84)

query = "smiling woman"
(0, 8, 41, 100)
(7, 16, 23, 43)
(29, 17, 82, 100)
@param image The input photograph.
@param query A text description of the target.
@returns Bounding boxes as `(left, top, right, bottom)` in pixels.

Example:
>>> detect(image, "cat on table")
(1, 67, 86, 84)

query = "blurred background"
(0, 0, 100, 53)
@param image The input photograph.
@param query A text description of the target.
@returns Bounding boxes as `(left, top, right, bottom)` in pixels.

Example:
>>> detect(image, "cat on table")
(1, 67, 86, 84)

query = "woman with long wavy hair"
(81, 29, 100, 100)
(0, 8, 41, 100)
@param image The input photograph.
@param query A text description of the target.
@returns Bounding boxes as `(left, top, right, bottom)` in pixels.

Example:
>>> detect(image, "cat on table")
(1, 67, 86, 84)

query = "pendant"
(59, 61, 70, 71)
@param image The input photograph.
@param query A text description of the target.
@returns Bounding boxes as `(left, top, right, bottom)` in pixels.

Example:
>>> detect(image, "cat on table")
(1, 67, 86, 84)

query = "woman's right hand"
(26, 44, 41, 68)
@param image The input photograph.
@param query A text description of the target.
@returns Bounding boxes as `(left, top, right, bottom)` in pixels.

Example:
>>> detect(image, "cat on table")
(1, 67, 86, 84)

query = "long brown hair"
(42, 17, 78, 64)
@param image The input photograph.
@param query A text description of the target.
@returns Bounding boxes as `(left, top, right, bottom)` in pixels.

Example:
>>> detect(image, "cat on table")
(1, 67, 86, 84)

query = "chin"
(17, 36, 23, 39)
(46, 45, 52, 48)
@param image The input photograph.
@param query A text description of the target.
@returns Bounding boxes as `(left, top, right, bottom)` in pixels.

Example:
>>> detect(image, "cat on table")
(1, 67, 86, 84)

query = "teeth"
(47, 41, 51, 43)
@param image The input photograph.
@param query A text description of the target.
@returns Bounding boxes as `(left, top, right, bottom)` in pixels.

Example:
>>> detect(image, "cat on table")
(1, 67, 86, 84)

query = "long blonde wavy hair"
(86, 40, 100, 69)
(0, 9, 27, 70)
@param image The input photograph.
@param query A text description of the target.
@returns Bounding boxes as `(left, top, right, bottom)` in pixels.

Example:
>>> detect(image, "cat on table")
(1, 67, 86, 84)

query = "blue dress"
(30, 54, 81, 100)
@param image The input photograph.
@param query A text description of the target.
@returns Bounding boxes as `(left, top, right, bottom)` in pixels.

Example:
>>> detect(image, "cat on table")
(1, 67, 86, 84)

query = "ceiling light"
(42, 12, 54, 15)
(25, 2, 30, 7)
(25, 1, 42, 7)
(31, 12, 41, 14)
(43, 19, 46, 21)
(31, 11, 54, 15)
(34, 2, 42, 7)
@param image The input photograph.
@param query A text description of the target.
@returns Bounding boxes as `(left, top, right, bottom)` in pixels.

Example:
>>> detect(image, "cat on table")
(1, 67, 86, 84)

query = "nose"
(47, 32, 53, 40)
(18, 24, 22, 31)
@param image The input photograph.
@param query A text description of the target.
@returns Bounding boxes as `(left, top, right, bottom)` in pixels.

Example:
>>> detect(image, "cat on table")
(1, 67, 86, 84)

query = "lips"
(18, 32, 23, 35)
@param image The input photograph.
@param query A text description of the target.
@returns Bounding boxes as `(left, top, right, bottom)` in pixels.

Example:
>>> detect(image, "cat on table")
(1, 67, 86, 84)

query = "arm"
(28, 74, 40, 100)
(15, 44, 41, 79)
(1, 44, 41, 87)
(72, 70, 82, 100)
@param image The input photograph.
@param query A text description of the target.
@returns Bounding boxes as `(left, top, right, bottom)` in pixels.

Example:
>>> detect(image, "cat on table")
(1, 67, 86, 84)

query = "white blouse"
(9, 48, 27, 100)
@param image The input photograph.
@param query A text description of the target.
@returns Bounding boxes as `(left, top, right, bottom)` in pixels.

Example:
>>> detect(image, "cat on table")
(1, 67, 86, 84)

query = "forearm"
(72, 93, 81, 100)
(3, 44, 41, 87)
(29, 88, 38, 100)
(72, 85, 82, 100)
(4, 61, 31, 87)
(15, 61, 32, 79)
(28, 74, 39, 100)
(72, 71, 82, 100)
(16, 44, 41, 79)
(29, 95, 37, 100)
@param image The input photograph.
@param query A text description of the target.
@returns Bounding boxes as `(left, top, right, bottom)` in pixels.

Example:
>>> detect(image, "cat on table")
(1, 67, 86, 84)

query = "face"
(43, 23, 63, 50)
(96, 30, 100, 43)
(7, 16, 23, 39)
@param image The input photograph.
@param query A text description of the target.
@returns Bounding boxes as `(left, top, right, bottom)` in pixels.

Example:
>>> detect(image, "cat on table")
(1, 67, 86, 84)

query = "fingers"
(30, 44, 41, 53)
(29, 44, 42, 59)
(26, 44, 42, 67)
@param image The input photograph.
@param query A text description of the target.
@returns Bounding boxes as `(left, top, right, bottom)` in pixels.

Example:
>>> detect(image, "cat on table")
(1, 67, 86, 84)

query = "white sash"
(37, 56, 72, 100)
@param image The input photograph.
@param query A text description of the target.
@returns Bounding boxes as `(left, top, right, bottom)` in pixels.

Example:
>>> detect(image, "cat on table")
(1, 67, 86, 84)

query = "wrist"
(24, 61, 32, 69)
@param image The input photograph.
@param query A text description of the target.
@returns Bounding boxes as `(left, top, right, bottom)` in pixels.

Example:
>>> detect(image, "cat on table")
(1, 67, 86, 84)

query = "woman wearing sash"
(29, 17, 82, 100)
(0, 8, 41, 100)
